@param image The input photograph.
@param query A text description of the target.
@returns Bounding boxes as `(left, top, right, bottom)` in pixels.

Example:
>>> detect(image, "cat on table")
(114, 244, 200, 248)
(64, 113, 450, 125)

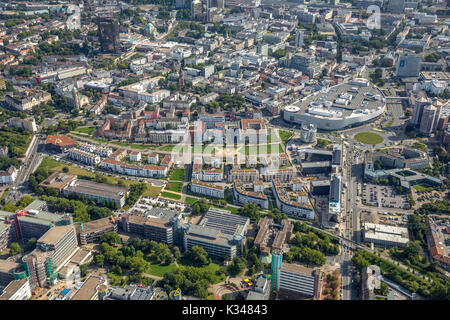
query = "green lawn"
(239, 144, 284, 155)
(177, 259, 226, 284)
(185, 197, 199, 205)
(383, 120, 394, 128)
(38, 156, 61, 171)
(316, 138, 332, 148)
(170, 168, 186, 181)
(74, 127, 96, 135)
(159, 145, 176, 151)
(279, 130, 294, 145)
(354, 132, 384, 145)
(110, 141, 151, 150)
(146, 262, 177, 277)
(160, 191, 182, 200)
(413, 185, 433, 193)
(143, 185, 163, 198)
(166, 181, 183, 193)
(412, 142, 428, 152)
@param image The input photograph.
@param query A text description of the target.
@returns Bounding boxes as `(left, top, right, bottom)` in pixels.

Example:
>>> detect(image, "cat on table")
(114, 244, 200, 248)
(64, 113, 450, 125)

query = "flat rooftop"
(39, 172, 77, 190)
(38, 225, 74, 246)
(0, 278, 28, 300)
(66, 179, 128, 200)
(199, 207, 249, 236)
(281, 263, 317, 276)
(79, 217, 116, 234)
(70, 248, 92, 265)
(71, 275, 105, 300)
(0, 260, 19, 273)
(287, 81, 385, 119)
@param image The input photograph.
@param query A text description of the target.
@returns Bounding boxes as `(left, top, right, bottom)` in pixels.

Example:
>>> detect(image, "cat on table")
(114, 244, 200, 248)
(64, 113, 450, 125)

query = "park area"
(354, 132, 384, 145)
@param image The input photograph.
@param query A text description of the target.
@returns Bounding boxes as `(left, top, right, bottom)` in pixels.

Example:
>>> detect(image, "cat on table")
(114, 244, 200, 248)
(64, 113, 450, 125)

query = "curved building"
(300, 123, 317, 143)
(283, 79, 386, 130)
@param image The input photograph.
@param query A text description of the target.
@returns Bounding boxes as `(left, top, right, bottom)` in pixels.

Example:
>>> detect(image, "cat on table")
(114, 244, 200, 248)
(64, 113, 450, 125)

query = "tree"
(238, 203, 262, 222)
(100, 232, 121, 245)
(227, 256, 246, 276)
(191, 246, 209, 266)
(374, 159, 383, 170)
(9, 242, 21, 256)
(191, 198, 209, 215)
(79, 264, 88, 277)
(62, 166, 69, 173)
(172, 246, 181, 260)
(94, 254, 105, 267)
(25, 238, 37, 252)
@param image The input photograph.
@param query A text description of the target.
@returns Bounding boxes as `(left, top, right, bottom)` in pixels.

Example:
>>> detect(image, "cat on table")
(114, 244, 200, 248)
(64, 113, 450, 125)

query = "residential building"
(45, 135, 77, 153)
(147, 153, 159, 164)
(100, 159, 168, 178)
(98, 16, 120, 53)
(191, 179, 225, 199)
(233, 179, 268, 209)
(0, 166, 18, 185)
(272, 179, 315, 220)
(5, 90, 52, 112)
(68, 148, 101, 166)
(130, 151, 141, 162)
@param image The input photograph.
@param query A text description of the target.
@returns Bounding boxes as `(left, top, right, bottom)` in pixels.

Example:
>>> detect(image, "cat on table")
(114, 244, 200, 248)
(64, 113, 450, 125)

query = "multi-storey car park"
(283, 78, 386, 130)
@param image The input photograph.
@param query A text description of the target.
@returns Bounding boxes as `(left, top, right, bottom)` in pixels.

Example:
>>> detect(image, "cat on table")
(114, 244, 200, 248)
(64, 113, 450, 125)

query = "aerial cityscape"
(0, 0, 449, 305)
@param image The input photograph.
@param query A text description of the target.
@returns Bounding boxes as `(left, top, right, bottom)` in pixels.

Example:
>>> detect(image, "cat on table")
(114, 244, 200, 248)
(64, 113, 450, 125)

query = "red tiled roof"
(45, 135, 76, 147)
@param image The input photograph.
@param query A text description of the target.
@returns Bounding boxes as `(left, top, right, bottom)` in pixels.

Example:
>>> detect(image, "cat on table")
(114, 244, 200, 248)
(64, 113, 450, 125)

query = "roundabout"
(353, 132, 384, 145)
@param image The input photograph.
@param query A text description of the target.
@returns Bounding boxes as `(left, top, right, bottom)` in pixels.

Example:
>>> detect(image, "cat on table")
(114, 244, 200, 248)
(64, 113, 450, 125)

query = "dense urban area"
(0, 0, 449, 302)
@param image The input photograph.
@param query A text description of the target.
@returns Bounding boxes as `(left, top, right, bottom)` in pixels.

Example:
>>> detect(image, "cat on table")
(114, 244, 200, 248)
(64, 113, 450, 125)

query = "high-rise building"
(271, 250, 283, 291)
(419, 103, 441, 135)
(291, 53, 321, 78)
(97, 16, 120, 53)
(22, 225, 78, 288)
(216, 0, 225, 9)
(278, 263, 322, 298)
(175, 0, 186, 8)
(295, 30, 304, 48)
(256, 43, 269, 56)
(387, 0, 405, 13)
(410, 93, 430, 126)
(206, 0, 225, 9)
(300, 123, 317, 143)
(396, 54, 422, 78)
(191, 0, 203, 20)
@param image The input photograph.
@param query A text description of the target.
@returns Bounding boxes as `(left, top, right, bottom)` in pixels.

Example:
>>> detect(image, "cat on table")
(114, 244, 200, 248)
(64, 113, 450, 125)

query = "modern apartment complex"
(233, 179, 268, 209)
(272, 179, 315, 220)
(191, 179, 225, 199)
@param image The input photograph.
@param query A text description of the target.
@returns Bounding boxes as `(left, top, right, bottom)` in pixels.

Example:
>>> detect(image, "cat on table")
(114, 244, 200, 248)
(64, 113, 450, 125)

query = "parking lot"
(363, 183, 409, 209)
(134, 197, 188, 214)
